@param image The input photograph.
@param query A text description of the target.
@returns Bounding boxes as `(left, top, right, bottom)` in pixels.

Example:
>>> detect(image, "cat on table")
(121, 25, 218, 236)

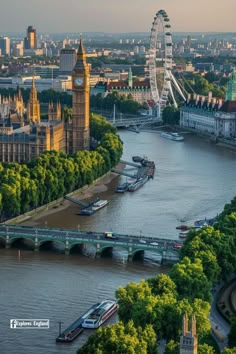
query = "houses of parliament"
(0, 37, 90, 163)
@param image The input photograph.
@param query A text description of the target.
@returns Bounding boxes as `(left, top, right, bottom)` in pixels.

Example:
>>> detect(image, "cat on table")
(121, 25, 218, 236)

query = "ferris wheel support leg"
(169, 71, 186, 102)
(168, 83, 178, 108)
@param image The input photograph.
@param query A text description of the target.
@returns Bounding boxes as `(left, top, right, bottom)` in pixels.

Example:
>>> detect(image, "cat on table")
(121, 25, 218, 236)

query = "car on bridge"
(173, 243, 183, 249)
(139, 239, 146, 244)
(150, 242, 159, 246)
(104, 232, 119, 240)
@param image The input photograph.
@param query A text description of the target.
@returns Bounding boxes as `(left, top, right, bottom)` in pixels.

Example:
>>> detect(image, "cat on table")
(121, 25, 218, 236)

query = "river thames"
(1, 130, 236, 354)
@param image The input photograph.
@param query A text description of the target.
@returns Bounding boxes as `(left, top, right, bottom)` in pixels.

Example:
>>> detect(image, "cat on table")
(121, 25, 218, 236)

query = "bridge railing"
(0, 225, 183, 247)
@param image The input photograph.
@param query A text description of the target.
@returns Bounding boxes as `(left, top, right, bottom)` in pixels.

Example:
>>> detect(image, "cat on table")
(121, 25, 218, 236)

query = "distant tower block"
(180, 314, 198, 354)
(59, 48, 77, 75)
(24, 25, 37, 49)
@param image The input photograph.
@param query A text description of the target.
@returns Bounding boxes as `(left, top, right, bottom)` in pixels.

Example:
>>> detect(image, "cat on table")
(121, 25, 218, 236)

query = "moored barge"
(56, 303, 99, 343)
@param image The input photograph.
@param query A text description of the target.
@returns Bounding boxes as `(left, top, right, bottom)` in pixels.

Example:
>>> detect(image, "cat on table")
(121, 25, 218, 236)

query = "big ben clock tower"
(68, 36, 90, 154)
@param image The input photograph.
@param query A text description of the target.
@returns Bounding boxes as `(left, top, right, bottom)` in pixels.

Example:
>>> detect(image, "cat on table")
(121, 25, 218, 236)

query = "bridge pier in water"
(128, 246, 133, 262)
(127, 254, 133, 262)
(34, 237, 39, 252)
(5, 234, 10, 249)
(65, 240, 70, 255)
(95, 243, 101, 258)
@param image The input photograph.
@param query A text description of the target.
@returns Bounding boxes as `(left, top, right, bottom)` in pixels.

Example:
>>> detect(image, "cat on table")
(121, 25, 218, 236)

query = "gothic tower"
(48, 102, 61, 121)
(13, 86, 24, 119)
(68, 36, 90, 154)
(180, 314, 198, 354)
(27, 77, 40, 123)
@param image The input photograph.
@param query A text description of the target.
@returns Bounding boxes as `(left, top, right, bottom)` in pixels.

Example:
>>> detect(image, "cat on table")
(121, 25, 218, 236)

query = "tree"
(77, 321, 158, 354)
(63, 106, 72, 122)
(147, 274, 177, 297)
(198, 344, 215, 354)
(162, 106, 180, 125)
(165, 340, 179, 354)
(169, 257, 212, 302)
(228, 317, 236, 348)
(222, 349, 236, 354)
(116, 280, 153, 323)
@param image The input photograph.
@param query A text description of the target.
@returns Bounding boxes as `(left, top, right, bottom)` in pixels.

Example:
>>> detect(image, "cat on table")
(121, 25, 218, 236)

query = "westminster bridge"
(0, 225, 182, 263)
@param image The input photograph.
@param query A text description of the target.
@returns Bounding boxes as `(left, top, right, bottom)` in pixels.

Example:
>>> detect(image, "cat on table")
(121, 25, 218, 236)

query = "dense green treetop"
(77, 321, 158, 354)
(222, 349, 236, 354)
(90, 91, 143, 115)
(228, 317, 236, 348)
(162, 106, 180, 125)
(198, 343, 215, 354)
(169, 256, 212, 302)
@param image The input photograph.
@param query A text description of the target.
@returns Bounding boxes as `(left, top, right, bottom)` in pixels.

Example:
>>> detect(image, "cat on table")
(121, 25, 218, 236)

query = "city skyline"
(1, 0, 236, 33)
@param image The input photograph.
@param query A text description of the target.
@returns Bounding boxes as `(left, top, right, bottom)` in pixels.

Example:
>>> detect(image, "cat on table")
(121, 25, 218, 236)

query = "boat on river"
(56, 303, 98, 343)
(161, 132, 184, 141)
(82, 300, 118, 329)
(92, 200, 108, 211)
(176, 225, 191, 230)
(80, 200, 108, 215)
(128, 176, 149, 192)
(116, 182, 130, 193)
(179, 231, 189, 239)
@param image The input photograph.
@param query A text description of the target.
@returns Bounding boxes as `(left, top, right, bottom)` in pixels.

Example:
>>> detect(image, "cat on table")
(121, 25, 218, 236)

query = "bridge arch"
(39, 239, 66, 252)
(130, 247, 164, 261)
(99, 244, 129, 253)
(10, 237, 35, 250)
(0, 235, 6, 247)
(69, 241, 85, 254)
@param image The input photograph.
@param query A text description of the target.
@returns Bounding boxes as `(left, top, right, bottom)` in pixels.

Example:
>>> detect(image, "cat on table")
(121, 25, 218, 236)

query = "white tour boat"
(160, 132, 184, 141)
(92, 200, 108, 211)
(82, 300, 118, 329)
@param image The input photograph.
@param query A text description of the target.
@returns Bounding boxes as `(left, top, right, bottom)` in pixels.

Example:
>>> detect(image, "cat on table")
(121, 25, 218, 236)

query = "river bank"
(22, 171, 120, 228)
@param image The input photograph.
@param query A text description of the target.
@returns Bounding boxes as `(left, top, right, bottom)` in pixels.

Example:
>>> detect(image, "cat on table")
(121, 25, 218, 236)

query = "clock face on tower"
(75, 77, 84, 86)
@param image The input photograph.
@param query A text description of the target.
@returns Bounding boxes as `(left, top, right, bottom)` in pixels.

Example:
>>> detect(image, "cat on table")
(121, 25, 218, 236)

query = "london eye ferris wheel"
(149, 9, 186, 118)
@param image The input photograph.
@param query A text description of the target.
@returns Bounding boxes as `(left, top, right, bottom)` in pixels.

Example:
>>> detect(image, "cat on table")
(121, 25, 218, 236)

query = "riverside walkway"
(0, 225, 182, 263)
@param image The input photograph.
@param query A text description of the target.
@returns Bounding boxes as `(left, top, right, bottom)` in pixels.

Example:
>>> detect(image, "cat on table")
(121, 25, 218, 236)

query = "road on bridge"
(0, 224, 183, 253)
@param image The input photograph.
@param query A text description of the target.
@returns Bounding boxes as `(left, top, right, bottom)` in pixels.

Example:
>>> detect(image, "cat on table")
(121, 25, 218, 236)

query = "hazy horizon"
(0, 0, 236, 33)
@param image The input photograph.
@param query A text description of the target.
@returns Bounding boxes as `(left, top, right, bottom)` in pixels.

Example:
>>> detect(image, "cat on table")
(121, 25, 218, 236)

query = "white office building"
(180, 72, 236, 139)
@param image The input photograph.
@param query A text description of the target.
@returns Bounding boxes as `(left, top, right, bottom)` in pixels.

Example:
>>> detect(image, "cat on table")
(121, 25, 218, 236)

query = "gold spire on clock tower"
(68, 35, 90, 154)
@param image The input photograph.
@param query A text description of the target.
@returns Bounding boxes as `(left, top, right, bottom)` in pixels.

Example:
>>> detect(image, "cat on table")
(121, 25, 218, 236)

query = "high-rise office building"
(0, 37, 10, 56)
(13, 42, 24, 57)
(186, 35, 192, 49)
(59, 49, 77, 75)
(24, 26, 37, 49)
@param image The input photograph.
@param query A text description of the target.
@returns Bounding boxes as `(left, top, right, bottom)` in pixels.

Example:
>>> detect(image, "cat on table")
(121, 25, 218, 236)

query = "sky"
(1, 0, 236, 33)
